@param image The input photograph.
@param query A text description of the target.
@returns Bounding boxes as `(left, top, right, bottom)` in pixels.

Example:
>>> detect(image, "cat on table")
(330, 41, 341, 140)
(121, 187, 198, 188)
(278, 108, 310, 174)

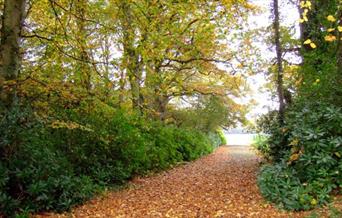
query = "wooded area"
(0, 0, 341, 217)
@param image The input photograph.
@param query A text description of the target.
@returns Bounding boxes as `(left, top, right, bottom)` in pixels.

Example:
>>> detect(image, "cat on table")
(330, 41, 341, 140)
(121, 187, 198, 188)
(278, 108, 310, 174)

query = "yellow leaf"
(327, 28, 335, 32)
(310, 42, 316, 48)
(335, 152, 341, 158)
(214, 210, 225, 217)
(338, 26, 342, 32)
(300, 1, 311, 9)
(290, 139, 299, 146)
(327, 15, 336, 22)
(306, 1, 312, 8)
(325, 35, 337, 42)
(288, 153, 300, 164)
(303, 39, 312, 44)
(311, 198, 317, 205)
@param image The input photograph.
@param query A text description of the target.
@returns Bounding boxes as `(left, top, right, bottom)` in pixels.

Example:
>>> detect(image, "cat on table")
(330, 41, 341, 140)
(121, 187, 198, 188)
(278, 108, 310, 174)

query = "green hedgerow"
(1, 103, 217, 216)
(257, 102, 342, 211)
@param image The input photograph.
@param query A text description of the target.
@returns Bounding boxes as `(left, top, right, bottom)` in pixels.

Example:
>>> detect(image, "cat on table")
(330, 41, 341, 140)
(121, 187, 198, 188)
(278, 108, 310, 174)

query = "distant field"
(224, 134, 257, 146)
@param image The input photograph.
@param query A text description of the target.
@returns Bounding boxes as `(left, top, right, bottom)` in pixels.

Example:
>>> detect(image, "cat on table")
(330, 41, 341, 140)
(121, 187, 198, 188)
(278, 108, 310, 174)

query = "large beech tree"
(0, 0, 27, 108)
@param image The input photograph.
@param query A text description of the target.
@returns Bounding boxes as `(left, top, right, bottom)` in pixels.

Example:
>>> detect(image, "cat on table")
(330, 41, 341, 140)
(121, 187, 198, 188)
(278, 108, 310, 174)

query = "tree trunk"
(0, 0, 26, 108)
(75, 0, 91, 91)
(118, 70, 125, 105)
(338, 16, 342, 75)
(156, 94, 169, 121)
(273, 0, 285, 125)
(337, 15, 342, 104)
(119, 1, 143, 114)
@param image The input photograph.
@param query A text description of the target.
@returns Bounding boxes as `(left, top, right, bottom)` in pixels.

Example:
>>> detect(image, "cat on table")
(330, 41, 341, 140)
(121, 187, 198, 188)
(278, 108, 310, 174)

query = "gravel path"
(36, 146, 340, 218)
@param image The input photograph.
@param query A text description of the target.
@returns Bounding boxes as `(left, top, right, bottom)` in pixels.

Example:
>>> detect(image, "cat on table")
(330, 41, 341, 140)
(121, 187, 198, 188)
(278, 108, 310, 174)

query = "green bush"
(0, 111, 99, 216)
(0, 103, 216, 216)
(173, 128, 213, 161)
(255, 111, 289, 161)
(217, 129, 227, 145)
(207, 132, 219, 148)
(252, 134, 271, 160)
(258, 163, 331, 211)
(207, 130, 225, 148)
(257, 102, 342, 211)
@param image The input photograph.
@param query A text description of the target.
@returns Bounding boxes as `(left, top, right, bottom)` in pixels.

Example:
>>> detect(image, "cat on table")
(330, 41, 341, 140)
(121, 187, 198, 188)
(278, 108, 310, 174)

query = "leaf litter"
(34, 146, 341, 218)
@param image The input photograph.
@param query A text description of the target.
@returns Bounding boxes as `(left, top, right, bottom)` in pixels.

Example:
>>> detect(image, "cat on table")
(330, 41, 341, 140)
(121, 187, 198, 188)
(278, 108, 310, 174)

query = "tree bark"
(75, 0, 91, 91)
(119, 1, 143, 114)
(118, 70, 125, 105)
(0, 0, 26, 108)
(272, 0, 285, 125)
(337, 15, 342, 104)
(338, 15, 342, 75)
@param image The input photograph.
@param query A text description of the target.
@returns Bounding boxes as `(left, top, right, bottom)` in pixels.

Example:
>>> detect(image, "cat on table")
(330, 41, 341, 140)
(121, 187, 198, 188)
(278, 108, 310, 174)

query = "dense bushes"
(207, 130, 227, 148)
(218, 130, 227, 145)
(255, 110, 289, 161)
(0, 102, 222, 216)
(251, 134, 270, 161)
(256, 102, 342, 210)
(258, 163, 321, 211)
(258, 162, 337, 211)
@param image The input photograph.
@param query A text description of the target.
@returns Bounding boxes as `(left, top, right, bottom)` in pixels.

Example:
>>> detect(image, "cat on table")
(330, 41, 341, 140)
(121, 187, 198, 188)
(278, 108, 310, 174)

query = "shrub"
(217, 129, 227, 145)
(207, 129, 227, 147)
(0, 109, 99, 216)
(207, 131, 223, 148)
(0, 103, 217, 216)
(252, 134, 271, 161)
(173, 128, 213, 161)
(257, 102, 342, 211)
(256, 110, 289, 161)
(258, 163, 331, 211)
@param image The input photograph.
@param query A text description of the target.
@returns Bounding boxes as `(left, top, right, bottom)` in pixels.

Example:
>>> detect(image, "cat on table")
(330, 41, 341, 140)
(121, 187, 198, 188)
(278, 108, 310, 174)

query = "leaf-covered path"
(38, 146, 336, 218)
